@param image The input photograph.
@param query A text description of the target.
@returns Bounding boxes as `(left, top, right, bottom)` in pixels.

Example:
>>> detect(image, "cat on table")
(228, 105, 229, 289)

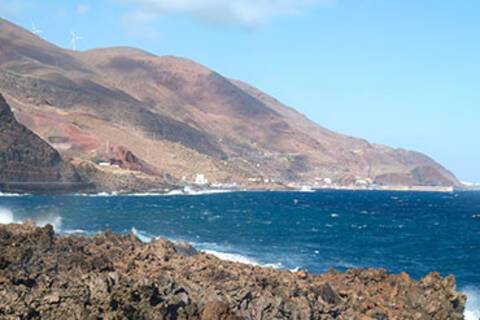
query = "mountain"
(0, 18, 460, 190)
(0, 93, 90, 193)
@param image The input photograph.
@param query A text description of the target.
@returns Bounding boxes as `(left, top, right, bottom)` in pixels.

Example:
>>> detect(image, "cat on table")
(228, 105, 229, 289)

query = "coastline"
(0, 183, 464, 197)
(0, 222, 467, 319)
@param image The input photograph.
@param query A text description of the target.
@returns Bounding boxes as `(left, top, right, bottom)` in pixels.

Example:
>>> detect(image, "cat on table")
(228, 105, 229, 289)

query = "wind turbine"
(70, 31, 83, 51)
(31, 22, 43, 36)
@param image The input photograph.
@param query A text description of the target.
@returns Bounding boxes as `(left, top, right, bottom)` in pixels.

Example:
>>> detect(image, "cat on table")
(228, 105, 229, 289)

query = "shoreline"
(0, 222, 468, 319)
(0, 184, 469, 197)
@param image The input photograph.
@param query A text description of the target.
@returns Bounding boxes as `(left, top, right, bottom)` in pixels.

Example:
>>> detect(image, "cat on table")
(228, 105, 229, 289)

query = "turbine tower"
(31, 22, 42, 36)
(71, 31, 83, 51)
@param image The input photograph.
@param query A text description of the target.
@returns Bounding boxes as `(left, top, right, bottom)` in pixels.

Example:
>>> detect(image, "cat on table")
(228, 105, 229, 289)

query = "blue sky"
(2, 0, 479, 182)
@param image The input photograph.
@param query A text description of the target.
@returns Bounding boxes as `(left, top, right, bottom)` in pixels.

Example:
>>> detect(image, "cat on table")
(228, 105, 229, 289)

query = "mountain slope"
(0, 93, 90, 193)
(0, 18, 460, 189)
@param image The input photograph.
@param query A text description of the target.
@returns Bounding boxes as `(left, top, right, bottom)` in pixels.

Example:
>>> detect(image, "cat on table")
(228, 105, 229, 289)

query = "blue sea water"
(1, 190, 479, 318)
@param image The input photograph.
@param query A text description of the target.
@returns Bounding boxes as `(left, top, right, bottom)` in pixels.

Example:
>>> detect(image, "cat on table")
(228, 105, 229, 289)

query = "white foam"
(35, 214, 63, 231)
(203, 250, 261, 265)
(181, 188, 233, 196)
(63, 229, 88, 235)
(297, 186, 315, 193)
(0, 208, 62, 231)
(165, 189, 185, 196)
(464, 286, 480, 320)
(75, 192, 119, 197)
(0, 208, 15, 224)
(0, 192, 25, 197)
(131, 227, 154, 243)
(201, 249, 283, 269)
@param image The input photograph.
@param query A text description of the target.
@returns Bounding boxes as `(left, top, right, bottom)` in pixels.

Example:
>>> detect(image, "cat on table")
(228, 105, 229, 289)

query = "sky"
(1, 0, 479, 182)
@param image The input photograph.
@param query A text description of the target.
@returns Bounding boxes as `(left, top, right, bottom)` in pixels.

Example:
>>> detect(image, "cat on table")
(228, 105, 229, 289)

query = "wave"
(0, 207, 62, 231)
(202, 249, 284, 269)
(72, 189, 234, 197)
(0, 192, 27, 197)
(0, 208, 15, 224)
(127, 190, 232, 196)
(167, 187, 233, 196)
(63, 229, 89, 235)
(35, 214, 62, 231)
(464, 286, 480, 320)
(127, 227, 285, 269)
(202, 250, 263, 266)
(74, 192, 119, 197)
(131, 227, 155, 243)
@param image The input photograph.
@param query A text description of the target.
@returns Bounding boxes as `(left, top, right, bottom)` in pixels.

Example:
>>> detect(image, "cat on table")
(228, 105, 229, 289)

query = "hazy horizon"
(2, 0, 478, 181)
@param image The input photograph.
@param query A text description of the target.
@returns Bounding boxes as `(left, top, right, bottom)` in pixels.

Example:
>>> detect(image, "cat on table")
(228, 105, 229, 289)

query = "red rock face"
(0, 222, 467, 319)
(106, 144, 160, 176)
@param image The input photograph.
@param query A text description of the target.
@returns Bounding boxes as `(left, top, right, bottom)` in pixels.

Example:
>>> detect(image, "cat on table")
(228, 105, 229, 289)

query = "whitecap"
(331, 213, 339, 218)
(74, 192, 119, 197)
(184, 189, 232, 196)
(63, 229, 89, 235)
(35, 214, 63, 231)
(263, 262, 284, 269)
(165, 188, 233, 196)
(0, 192, 26, 197)
(464, 286, 480, 320)
(0, 207, 15, 224)
(131, 227, 154, 243)
(203, 250, 261, 265)
(202, 249, 283, 269)
(128, 192, 164, 197)
(207, 215, 221, 222)
(0, 208, 63, 231)
(297, 186, 315, 193)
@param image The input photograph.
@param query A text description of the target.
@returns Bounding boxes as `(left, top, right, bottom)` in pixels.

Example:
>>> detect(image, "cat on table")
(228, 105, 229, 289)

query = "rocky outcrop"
(73, 159, 174, 193)
(0, 222, 466, 319)
(0, 94, 91, 193)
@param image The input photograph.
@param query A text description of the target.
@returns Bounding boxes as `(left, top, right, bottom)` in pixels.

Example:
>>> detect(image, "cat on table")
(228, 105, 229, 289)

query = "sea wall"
(0, 222, 466, 319)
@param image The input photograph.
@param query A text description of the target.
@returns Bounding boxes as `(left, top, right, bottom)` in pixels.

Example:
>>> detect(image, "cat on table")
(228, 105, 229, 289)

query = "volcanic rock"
(0, 222, 467, 319)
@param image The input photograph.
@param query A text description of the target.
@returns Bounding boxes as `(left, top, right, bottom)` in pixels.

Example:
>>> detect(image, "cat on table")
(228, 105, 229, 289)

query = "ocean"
(1, 190, 479, 318)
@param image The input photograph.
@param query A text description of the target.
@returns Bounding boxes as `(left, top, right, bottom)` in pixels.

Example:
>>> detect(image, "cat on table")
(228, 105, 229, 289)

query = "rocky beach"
(0, 222, 467, 319)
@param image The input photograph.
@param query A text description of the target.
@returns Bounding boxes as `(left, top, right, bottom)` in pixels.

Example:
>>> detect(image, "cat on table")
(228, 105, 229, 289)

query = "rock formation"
(0, 222, 466, 319)
(0, 93, 90, 193)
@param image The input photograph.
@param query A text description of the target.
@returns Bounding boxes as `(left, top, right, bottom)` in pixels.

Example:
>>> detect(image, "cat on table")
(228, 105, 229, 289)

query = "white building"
(195, 174, 208, 185)
(99, 162, 111, 167)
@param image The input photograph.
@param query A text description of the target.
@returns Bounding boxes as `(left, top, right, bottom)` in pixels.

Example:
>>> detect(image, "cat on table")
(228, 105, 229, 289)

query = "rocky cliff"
(0, 222, 466, 319)
(0, 18, 461, 190)
(0, 93, 91, 193)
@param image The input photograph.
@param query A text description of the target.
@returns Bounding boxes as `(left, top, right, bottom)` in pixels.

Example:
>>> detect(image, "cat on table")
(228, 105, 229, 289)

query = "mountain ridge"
(0, 18, 460, 191)
(0, 93, 93, 193)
